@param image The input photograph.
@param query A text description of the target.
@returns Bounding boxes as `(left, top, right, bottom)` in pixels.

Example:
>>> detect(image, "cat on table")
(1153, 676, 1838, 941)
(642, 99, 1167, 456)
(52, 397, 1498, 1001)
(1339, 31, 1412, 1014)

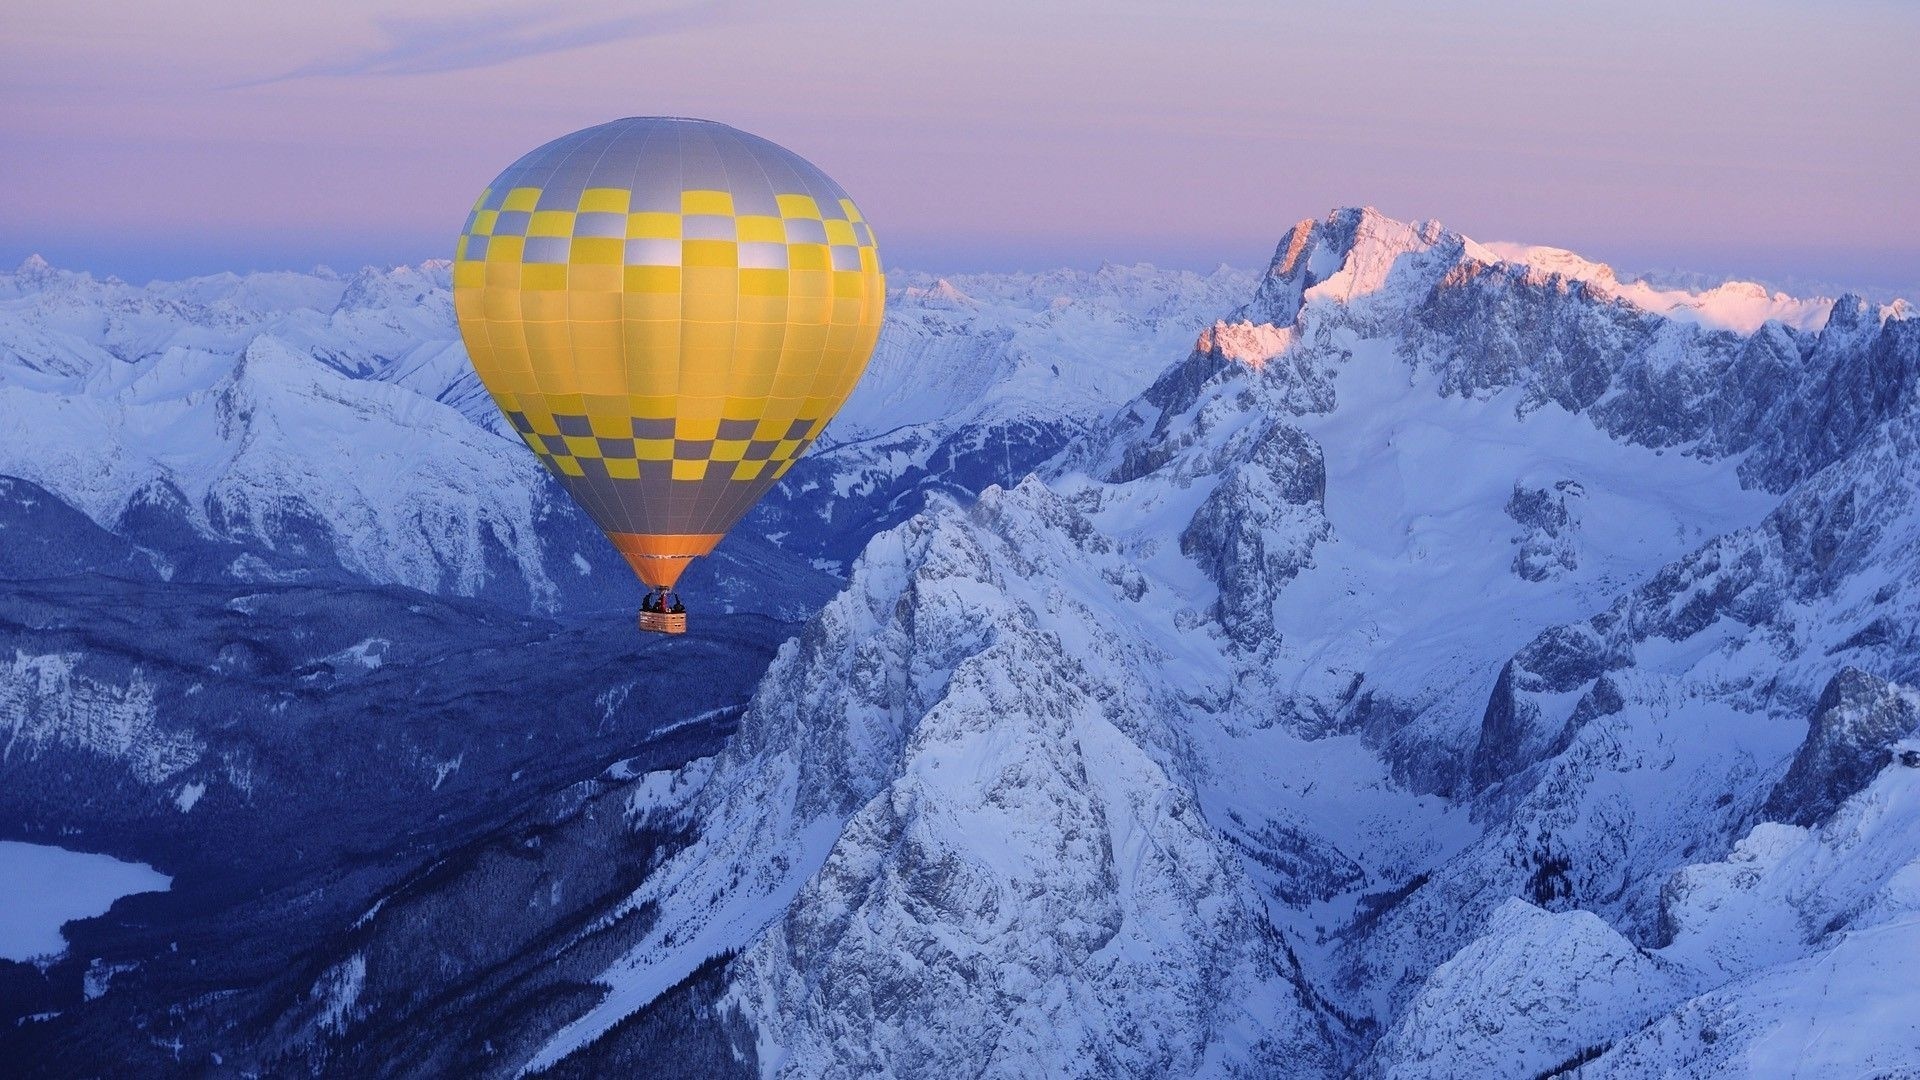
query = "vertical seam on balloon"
(556, 129, 622, 539)
(619, 120, 661, 536)
(685, 124, 734, 540)
(574, 125, 638, 539)
(738, 135, 792, 507)
(793, 182, 852, 464)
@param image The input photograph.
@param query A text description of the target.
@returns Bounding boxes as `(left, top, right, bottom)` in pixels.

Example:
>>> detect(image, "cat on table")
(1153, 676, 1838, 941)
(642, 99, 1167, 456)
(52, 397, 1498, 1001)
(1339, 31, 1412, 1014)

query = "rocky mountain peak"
(1764, 668, 1920, 826)
(11, 252, 63, 291)
(1239, 206, 1450, 325)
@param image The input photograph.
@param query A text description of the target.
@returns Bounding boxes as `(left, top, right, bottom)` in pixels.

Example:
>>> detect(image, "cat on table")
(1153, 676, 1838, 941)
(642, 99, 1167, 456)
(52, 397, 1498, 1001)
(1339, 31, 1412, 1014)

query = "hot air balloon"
(451, 118, 885, 634)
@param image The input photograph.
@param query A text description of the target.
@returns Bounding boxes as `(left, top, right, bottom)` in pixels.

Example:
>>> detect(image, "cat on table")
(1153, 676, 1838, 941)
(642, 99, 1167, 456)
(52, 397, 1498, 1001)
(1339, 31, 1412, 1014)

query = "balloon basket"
(638, 610, 687, 635)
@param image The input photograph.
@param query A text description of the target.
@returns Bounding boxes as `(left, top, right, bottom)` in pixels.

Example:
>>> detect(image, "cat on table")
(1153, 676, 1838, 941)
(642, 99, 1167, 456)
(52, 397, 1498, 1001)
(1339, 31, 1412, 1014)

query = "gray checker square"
(625, 238, 681, 267)
(523, 236, 571, 264)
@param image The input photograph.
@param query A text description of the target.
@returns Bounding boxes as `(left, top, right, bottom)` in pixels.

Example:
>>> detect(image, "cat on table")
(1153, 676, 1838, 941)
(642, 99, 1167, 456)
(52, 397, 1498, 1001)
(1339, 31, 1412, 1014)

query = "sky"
(3, 0, 1916, 291)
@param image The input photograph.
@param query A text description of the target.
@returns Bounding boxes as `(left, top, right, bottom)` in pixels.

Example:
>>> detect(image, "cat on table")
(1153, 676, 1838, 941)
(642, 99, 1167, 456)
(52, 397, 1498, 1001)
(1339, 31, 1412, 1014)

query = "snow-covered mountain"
(7, 209, 1918, 1076)
(0, 256, 1246, 614)
(383, 208, 1912, 1077)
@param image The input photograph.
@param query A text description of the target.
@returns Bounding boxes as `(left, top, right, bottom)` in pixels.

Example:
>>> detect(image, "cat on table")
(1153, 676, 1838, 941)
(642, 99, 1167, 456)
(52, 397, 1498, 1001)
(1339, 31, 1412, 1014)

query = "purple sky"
(5, 1, 1915, 291)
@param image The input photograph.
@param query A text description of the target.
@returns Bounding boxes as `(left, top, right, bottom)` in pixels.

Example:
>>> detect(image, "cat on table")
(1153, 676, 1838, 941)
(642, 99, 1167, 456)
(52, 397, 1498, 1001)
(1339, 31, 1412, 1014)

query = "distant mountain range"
(2, 211, 1916, 1076)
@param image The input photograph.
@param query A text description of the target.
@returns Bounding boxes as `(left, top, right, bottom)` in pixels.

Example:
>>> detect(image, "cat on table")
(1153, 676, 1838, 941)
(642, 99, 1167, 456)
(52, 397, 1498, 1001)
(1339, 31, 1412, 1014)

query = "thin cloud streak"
(234, 0, 753, 86)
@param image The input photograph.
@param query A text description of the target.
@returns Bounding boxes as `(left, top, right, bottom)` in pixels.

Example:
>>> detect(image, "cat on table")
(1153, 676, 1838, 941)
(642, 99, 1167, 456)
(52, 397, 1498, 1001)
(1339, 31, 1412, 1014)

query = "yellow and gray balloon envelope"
(452, 117, 885, 591)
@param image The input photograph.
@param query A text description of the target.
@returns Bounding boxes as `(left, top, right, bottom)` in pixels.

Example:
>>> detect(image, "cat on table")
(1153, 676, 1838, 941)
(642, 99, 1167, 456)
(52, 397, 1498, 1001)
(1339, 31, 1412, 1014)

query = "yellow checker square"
(776, 193, 821, 219)
(787, 244, 830, 272)
(487, 235, 525, 263)
(553, 455, 585, 477)
(823, 219, 857, 246)
(628, 394, 677, 420)
(682, 239, 737, 268)
(452, 262, 486, 290)
(522, 263, 568, 291)
(569, 238, 624, 266)
(838, 199, 863, 223)
(681, 190, 733, 215)
(627, 212, 681, 239)
(543, 392, 587, 416)
(472, 209, 501, 235)
(731, 459, 769, 481)
(677, 415, 721, 442)
(585, 395, 630, 424)
(722, 396, 768, 422)
(671, 459, 709, 481)
(515, 401, 554, 435)
(636, 439, 673, 462)
(677, 393, 723, 420)
(623, 265, 681, 295)
(562, 435, 600, 459)
(579, 187, 629, 214)
(710, 440, 748, 462)
(771, 459, 796, 479)
(529, 210, 575, 237)
(735, 215, 785, 243)
(502, 187, 541, 212)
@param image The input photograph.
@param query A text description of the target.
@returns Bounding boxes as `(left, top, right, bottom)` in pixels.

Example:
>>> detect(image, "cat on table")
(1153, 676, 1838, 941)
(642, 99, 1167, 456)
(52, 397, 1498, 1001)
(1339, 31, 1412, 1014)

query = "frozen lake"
(0, 841, 171, 962)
